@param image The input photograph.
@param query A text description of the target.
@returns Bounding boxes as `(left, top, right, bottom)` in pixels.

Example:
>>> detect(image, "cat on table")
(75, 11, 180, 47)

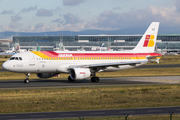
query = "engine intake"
(70, 68, 91, 80)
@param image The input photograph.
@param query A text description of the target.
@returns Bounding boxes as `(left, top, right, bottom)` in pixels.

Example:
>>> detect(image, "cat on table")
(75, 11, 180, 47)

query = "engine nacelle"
(36, 73, 59, 78)
(70, 68, 91, 80)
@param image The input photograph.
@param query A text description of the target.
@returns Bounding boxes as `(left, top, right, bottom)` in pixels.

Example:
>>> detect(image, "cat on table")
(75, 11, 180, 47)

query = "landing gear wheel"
(68, 76, 75, 82)
(24, 73, 30, 84)
(91, 77, 99, 83)
(24, 79, 29, 84)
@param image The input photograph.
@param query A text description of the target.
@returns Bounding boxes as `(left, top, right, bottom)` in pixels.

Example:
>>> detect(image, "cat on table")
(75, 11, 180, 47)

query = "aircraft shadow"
(0, 78, 160, 84)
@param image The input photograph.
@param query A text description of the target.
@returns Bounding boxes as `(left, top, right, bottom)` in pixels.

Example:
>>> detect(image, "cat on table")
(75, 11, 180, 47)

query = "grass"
(162, 55, 180, 64)
(52, 114, 180, 120)
(147, 55, 180, 65)
(98, 67, 180, 77)
(1, 67, 180, 80)
(0, 85, 180, 113)
(0, 55, 9, 69)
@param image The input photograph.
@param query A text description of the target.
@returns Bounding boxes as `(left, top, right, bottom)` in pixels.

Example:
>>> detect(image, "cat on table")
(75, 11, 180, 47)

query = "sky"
(0, 0, 180, 32)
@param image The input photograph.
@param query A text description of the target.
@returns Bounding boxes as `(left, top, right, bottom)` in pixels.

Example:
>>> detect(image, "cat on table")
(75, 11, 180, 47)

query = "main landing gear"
(24, 73, 30, 84)
(91, 77, 99, 83)
(68, 76, 99, 82)
(90, 71, 99, 83)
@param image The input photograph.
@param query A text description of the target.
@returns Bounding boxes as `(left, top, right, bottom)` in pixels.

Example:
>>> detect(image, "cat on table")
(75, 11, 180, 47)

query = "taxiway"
(0, 76, 179, 90)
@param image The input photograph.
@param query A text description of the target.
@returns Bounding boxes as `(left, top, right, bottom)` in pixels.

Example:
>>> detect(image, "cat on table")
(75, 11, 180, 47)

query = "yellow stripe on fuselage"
(31, 51, 49, 58)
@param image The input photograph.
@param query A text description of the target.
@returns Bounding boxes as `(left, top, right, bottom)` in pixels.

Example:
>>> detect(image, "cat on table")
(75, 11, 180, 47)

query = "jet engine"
(36, 73, 59, 78)
(69, 68, 91, 80)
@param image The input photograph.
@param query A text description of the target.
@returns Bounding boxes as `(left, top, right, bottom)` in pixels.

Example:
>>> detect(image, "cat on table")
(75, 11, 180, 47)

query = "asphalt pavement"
(0, 106, 179, 120)
(1, 76, 178, 90)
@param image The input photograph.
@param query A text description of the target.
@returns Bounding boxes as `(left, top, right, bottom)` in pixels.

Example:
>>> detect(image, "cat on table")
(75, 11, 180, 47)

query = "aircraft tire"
(91, 77, 99, 83)
(24, 79, 29, 84)
(68, 76, 75, 81)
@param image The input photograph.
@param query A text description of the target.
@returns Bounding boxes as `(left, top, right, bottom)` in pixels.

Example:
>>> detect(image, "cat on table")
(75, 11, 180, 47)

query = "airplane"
(2, 22, 162, 83)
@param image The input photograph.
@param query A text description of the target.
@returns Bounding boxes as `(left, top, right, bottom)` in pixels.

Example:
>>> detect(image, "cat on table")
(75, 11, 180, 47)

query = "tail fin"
(132, 22, 159, 53)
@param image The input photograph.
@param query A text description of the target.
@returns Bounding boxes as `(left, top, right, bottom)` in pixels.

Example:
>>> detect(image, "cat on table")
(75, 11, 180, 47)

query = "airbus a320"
(2, 22, 162, 83)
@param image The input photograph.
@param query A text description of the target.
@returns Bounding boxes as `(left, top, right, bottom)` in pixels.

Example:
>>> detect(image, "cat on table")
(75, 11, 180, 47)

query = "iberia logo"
(143, 35, 155, 47)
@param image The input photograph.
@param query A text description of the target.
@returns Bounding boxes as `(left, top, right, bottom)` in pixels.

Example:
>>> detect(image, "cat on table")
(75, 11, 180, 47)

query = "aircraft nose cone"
(2, 62, 9, 71)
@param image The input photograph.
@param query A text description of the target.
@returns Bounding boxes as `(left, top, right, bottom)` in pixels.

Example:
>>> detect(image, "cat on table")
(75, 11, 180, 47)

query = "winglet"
(132, 22, 160, 53)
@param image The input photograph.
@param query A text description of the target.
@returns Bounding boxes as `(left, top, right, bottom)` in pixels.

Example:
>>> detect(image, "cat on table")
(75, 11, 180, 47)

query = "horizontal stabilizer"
(146, 55, 162, 64)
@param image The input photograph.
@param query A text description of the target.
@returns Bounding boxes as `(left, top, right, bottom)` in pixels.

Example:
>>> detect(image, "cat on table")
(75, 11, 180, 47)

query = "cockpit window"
(10, 57, 15, 60)
(9, 57, 22, 60)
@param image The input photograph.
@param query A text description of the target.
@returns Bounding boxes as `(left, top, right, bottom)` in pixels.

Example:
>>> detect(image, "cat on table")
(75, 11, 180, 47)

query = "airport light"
(124, 113, 130, 120)
(60, 33, 63, 50)
(79, 117, 85, 120)
(169, 112, 174, 120)
(60, 33, 63, 43)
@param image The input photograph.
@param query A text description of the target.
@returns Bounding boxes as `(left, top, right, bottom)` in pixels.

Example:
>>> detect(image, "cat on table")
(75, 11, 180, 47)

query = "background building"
(12, 35, 180, 54)
(0, 39, 12, 51)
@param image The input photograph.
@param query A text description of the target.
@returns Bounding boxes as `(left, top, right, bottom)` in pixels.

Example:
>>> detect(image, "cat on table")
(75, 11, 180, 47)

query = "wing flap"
(69, 60, 147, 69)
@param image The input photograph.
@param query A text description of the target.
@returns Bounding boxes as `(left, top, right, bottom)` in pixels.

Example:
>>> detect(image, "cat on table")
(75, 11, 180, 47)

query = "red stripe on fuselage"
(136, 53, 161, 57)
(39, 51, 161, 58)
(41, 51, 58, 57)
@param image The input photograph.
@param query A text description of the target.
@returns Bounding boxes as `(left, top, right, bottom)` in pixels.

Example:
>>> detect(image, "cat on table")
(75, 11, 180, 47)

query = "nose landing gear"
(24, 73, 30, 83)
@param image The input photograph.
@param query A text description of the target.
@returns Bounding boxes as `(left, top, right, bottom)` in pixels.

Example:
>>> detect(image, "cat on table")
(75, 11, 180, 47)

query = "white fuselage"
(2, 51, 148, 73)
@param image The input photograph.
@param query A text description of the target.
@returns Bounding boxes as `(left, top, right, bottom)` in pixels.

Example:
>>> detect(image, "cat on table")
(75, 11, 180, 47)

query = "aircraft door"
(135, 53, 139, 60)
(28, 53, 35, 65)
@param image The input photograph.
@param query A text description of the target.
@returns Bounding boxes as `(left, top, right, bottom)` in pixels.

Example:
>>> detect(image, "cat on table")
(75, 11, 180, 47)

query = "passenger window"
(19, 57, 22, 60)
(15, 57, 18, 60)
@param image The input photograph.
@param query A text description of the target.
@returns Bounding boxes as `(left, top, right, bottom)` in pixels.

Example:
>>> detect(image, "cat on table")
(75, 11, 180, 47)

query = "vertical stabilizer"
(132, 22, 159, 53)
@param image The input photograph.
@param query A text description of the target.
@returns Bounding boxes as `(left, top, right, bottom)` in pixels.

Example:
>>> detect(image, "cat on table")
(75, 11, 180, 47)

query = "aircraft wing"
(69, 60, 148, 69)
